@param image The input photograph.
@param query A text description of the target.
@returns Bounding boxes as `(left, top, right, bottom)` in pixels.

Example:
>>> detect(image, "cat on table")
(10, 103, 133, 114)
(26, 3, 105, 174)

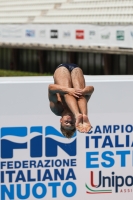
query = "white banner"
(0, 24, 133, 48)
(0, 76, 133, 200)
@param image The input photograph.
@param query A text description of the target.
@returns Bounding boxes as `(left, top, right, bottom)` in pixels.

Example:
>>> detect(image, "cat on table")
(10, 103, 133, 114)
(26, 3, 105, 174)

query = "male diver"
(48, 63, 94, 138)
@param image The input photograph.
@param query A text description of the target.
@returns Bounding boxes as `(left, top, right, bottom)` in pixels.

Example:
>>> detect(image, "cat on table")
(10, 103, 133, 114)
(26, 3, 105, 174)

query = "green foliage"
(0, 69, 52, 77)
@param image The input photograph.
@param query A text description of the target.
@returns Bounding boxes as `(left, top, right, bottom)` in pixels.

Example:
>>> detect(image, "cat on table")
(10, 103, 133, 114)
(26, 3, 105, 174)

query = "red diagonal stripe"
(86, 191, 112, 194)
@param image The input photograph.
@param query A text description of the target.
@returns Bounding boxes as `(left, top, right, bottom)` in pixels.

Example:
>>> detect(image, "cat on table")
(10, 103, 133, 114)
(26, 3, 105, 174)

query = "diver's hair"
(60, 125, 76, 138)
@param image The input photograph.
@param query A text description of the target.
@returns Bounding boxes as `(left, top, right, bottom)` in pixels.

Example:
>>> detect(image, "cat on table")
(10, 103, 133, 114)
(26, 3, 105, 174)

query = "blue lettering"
(30, 126, 43, 158)
(103, 125, 112, 133)
(101, 151, 114, 168)
(125, 125, 133, 133)
(0, 126, 77, 159)
(42, 169, 53, 181)
(113, 125, 120, 133)
(32, 183, 47, 198)
(62, 182, 77, 197)
(86, 136, 89, 148)
(6, 171, 15, 182)
(116, 151, 130, 167)
(54, 169, 64, 180)
(27, 170, 36, 182)
(48, 182, 60, 198)
(0, 161, 6, 169)
(15, 161, 21, 169)
(37, 170, 41, 181)
(44, 160, 50, 167)
(1, 184, 14, 200)
(45, 126, 76, 157)
(15, 170, 26, 182)
(1, 127, 27, 158)
(55, 159, 62, 167)
(126, 135, 130, 147)
(91, 136, 102, 148)
(37, 160, 43, 168)
(94, 126, 102, 134)
(17, 184, 30, 199)
(1, 171, 4, 183)
(30, 161, 36, 168)
(102, 136, 113, 148)
(71, 159, 76, 167)
(22, 161, 28, 168)
(86, 152, 99, 168)
(66, 168, 76, 180)
(115, 135, 124, 147)
(7, 162, 13, 169)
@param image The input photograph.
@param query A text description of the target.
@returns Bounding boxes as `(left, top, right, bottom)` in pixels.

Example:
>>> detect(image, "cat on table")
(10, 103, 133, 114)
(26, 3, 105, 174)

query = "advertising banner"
(0, 24, 133, 48)
(0, 76, 133, 200)
(0, 24, 24, 43)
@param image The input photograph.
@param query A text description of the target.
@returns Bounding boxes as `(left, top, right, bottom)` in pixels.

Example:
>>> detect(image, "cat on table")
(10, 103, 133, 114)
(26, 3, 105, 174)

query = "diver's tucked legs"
(54, 67, 72, 87)
(71, 67, 92, 132)
(64, 94, 83, 132)
(83, 114, 92, 132)
(54, 67, 83, 132)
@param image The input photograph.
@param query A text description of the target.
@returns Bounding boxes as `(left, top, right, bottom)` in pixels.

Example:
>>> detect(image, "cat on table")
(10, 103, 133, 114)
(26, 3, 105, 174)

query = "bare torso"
(50, 67, 72, 116)
(50, 93, 68, 116)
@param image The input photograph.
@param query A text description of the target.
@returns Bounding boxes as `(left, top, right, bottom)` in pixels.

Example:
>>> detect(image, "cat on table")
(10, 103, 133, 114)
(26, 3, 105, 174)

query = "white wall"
(0, 76, 133, 200)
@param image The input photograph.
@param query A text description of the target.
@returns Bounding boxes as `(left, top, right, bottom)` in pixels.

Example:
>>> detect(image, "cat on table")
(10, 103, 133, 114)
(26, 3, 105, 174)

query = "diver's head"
(60, 112, 76, 138)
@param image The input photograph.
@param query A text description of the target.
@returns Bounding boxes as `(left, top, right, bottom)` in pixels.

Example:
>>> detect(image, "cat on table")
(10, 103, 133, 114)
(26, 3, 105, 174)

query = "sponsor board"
(50, 30, 58, 39)
(89, 30, 96, 39)
(1, 28, 22, 38)
(0, 24, 132, 48)
(0, 126, 77, 200)
(131, 31, 133, 38)
(76, 30, 84, 39)
(39, 30, 46, 38)
(116, 31, 125, 41)
(26, 30, 35, 37)
(1, 123, 133, 199)
(85, 124, 133, 195)
(101, 32, 110, 39)
(0, 77, 133, 200)
(63, 31, 71, 38)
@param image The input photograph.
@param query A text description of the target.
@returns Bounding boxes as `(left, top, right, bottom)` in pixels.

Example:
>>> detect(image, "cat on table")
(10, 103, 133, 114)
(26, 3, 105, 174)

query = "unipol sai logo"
(85, 171, 133, 194)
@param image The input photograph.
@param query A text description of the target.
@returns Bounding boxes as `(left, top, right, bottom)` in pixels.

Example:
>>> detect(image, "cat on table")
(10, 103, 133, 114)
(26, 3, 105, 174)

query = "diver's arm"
(82, 86, 94, 96)
(79, 86, 94, 102)
(49, 84, 68, 95)
(48, 84, 82, 102)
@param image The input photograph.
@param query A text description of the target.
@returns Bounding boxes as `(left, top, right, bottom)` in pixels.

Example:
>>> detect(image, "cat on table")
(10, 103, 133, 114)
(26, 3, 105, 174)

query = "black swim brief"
(57, 63, 79, 72)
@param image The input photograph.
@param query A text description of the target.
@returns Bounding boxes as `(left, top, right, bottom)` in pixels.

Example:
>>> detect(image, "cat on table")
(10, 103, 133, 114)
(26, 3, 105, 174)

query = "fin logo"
(0, 126, 76, 159)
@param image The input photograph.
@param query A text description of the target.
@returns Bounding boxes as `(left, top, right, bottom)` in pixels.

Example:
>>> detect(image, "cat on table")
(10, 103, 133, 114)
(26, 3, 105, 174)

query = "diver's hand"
(77, 86, 94, 96)
(66, 88, 82, 98)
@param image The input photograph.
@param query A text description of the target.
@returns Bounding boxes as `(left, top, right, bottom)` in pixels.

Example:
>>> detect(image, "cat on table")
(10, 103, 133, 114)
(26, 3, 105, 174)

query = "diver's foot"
(83, 114, 92, 133)
(75, 114, 84, 133)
